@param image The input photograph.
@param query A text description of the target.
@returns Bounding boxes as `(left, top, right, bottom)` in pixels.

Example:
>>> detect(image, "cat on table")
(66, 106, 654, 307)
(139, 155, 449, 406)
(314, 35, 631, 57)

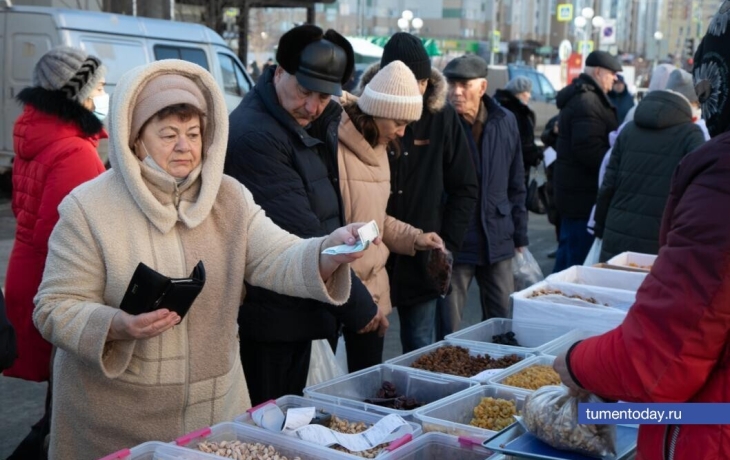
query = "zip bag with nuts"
(518, 385, 617, 458)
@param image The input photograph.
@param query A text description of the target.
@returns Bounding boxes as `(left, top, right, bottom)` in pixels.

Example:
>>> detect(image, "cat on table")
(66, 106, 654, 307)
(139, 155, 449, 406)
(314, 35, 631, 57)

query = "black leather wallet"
(119, 261, 205, 319)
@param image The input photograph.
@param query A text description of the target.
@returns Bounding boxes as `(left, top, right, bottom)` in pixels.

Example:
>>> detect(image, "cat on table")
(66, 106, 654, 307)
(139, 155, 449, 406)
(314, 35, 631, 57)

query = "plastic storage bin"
(234, 395, 422, 458)
(377, 432, 493, 460)
(445, 318, 577, 354)
(606, 251, 657, 272)
(539, 329, 602, 356)
(414, 385, 531, 442)
(98, 442, 213, 460)
(384, 340, 532, 383)
(489, 355, 558, 392)
(546, 265, 647, 292)
(174, 422, 351, 459)
(304, 364, 478, 419)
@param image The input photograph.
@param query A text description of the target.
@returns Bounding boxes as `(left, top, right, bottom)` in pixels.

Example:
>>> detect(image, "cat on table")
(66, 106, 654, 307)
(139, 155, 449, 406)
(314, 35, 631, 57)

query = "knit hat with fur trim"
(33, 46, 106, 103)
(357, 61, 423, 121)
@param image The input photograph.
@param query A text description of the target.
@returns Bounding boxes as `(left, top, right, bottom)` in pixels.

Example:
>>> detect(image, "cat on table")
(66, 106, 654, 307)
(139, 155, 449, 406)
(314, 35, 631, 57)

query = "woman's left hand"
(320, 223, 382, 280)
(415, 232, 444, 251)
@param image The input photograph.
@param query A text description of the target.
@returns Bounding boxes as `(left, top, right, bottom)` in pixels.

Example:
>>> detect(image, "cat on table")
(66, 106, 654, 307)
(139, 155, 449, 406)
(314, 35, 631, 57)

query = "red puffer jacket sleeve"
(32, 137, 106, 256)
(567, 134, 730, 403)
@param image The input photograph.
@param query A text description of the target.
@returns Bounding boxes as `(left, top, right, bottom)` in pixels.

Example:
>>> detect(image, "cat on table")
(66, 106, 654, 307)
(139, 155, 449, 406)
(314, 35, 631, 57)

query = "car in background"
(0, 4, 254, 173)
(487, 64, 559, 139)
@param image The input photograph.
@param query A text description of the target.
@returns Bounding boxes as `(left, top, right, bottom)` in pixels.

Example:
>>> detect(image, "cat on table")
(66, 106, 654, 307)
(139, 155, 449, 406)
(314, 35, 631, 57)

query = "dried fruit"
(364, 381, 424, 410)
(502, 365, 561, 390)
(492, 331, 520, 346)
(196, 440, 301, 460)
(470, 397, 519, 431)
(409, 345, 523, 377)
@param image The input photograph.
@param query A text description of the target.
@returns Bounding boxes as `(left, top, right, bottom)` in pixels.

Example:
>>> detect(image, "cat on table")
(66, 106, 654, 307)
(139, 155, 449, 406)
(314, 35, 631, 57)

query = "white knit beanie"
(357, 61, 422, 121)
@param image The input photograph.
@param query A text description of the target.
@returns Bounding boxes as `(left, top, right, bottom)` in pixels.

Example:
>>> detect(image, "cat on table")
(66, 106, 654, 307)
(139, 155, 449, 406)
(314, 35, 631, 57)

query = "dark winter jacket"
(568, 130, 730, 460)
(542, 115, 560, 227)
(4, 87, 106, 381)
(554, 73, 618, 220)
(594, 90, 705, 261)
(457, 95, 529, 266)
(357, 65, 478, 307)
(608, 88, 635, 124)
(225, 66, 377, 343)
(494, 89, 542, 169)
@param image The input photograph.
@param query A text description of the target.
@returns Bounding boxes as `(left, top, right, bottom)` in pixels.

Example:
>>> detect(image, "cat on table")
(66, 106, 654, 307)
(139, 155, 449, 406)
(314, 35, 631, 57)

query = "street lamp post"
(398, 9, 423, 34)
(574, 7, 604, 69)
(653, 30, 664, 67)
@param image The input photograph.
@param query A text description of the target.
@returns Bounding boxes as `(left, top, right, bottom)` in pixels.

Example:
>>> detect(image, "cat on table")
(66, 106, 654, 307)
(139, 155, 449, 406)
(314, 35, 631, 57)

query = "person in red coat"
(553, 15, 730, 460)
(4, 45, 107, 459)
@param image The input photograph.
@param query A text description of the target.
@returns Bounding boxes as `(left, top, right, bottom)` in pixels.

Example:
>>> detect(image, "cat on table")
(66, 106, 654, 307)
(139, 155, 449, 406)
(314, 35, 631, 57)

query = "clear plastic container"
(376, 432, 493, 459)
(233, 395, 422, 458)
(304, 364, 478, 419)
(98, 441, 213, 460)
(445, 318, 578, 354)
(489, 355, 559, 392)
(539, 329, 602, 356)
(546, 266, 647, 292)
(174, 422, 350, 459)
(414, 385, 531, 442)
(384, 340, 532, 383)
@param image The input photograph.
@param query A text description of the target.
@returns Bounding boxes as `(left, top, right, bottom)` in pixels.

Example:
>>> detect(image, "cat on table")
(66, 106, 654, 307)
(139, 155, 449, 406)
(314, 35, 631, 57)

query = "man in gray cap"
(225, 25, 381, 405)
(437, 54, 528, 329)
(552, 50, 622, 272)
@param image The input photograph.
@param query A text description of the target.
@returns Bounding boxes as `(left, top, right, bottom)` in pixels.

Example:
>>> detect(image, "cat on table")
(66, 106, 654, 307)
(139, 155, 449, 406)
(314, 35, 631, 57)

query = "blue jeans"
(553, 217, 594, 273)
(397, 299, 437, 354)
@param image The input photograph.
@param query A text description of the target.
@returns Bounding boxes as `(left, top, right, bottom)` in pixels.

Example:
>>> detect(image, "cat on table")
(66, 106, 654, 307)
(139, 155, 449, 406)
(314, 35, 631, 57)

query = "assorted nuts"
(410, 345, 523, 377)
(502, 365, 561, 390)
(523, 388, 616, 457)
(527, 288, 609, 306)
(196, 440, 300, 460)
(327, 415, 387, 458)
(470, 396, 518, 431)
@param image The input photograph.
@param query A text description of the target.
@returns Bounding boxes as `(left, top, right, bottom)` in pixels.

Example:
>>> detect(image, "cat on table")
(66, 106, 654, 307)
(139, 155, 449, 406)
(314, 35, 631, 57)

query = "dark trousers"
(240, 339, 312, 407)
(8, 383, 51, 460)
(552, 217, 594, 273)
(437, 260, 514, 341)
(339, 327, 384, 373)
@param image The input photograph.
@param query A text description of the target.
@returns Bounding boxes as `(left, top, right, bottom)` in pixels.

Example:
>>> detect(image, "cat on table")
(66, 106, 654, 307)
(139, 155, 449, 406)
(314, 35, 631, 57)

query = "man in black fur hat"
(225, 25, 382, 405)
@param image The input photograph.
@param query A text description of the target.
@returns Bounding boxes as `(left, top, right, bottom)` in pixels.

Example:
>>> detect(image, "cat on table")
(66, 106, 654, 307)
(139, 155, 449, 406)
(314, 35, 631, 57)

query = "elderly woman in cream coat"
(33, 59, 368, 460)
(337, 61, 444, 345)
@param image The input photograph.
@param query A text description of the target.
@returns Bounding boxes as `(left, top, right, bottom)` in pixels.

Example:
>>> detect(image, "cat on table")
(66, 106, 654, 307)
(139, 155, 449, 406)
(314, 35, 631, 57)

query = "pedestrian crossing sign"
(557, 4, 573, 22)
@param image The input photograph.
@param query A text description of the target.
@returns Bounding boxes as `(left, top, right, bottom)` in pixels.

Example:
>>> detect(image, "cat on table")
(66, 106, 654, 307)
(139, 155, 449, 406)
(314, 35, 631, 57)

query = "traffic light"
(684, 38, 695, 58)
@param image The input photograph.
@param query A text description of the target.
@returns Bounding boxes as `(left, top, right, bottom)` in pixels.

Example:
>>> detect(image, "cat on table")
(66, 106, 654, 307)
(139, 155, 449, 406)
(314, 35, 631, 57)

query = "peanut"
(196, 440, 301, 460)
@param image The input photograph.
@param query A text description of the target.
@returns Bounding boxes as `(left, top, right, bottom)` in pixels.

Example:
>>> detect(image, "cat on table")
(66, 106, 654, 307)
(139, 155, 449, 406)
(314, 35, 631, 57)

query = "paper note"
(473, 368, 505, 383)
(543, 147, 557, 167)
(322, 220, 380, 255)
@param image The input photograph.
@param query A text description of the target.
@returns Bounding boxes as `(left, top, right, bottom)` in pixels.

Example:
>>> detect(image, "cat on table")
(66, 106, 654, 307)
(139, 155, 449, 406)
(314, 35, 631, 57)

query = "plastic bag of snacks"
(427, 248, 453, 297)
(521, 385, 616, 457)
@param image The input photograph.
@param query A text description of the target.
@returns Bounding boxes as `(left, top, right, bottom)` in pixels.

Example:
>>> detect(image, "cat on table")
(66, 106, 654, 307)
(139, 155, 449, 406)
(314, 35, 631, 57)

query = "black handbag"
(527, 179, 547, 215)
(119, 261, 206, 319)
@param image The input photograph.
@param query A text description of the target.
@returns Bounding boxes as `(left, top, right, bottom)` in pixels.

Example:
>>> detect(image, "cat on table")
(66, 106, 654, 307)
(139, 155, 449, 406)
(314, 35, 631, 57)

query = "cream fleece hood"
(108, 59, 228, 234)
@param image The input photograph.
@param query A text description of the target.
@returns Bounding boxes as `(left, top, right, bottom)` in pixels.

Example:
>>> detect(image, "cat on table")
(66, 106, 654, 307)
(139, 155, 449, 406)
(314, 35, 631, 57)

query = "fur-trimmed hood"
(108, 59, 228, 234)
(16, 86, 104, 137)
(357, 63, 447, 114)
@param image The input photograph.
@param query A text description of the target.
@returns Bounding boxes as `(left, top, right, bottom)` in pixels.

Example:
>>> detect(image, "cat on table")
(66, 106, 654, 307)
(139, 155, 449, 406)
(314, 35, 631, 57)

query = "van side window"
(538, 74, 556, 100)
(154, 45, 209, 70)
(218, 53, 252, 97)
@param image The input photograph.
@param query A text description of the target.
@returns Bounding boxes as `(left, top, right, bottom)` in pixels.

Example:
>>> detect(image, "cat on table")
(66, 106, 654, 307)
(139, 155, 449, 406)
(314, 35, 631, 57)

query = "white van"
(0, 5, 254, 172)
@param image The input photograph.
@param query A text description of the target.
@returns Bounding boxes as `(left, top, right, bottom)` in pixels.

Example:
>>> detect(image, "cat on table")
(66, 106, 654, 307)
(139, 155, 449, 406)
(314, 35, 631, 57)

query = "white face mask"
(92, 93, 109, 121)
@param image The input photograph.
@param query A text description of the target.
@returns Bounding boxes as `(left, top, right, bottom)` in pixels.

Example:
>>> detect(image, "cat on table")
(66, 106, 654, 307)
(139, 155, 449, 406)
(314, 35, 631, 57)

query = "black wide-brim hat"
(276, 25, 355, 96)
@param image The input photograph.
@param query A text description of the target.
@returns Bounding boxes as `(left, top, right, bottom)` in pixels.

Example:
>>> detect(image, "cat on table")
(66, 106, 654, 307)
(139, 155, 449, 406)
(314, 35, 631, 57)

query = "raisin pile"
(426, 248, 453, 297)
(410, 345, 523, 377)
(492, 331, 521, 346)
(364, 381, 423, 410)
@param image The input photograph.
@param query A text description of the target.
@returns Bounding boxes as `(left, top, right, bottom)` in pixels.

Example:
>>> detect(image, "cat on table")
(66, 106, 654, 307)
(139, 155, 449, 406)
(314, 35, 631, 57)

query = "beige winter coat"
(33, 60, 351, 460)
(337, 94, 421, 316)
